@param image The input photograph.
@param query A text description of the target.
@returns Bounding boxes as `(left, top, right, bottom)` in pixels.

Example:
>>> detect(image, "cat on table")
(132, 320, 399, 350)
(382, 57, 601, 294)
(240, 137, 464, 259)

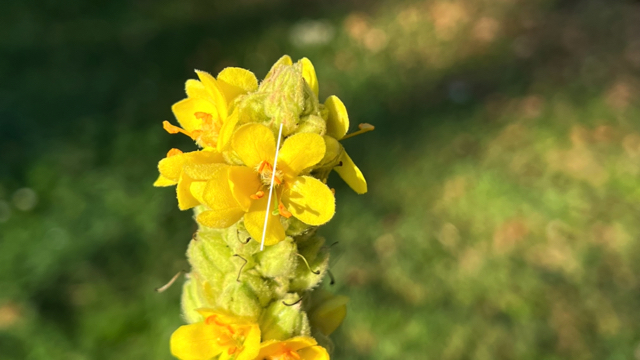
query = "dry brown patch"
(493, 218, 529, 253)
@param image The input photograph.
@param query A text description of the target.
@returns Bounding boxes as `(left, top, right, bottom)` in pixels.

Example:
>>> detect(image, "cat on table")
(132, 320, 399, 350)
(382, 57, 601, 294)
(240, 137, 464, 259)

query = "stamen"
(194, 112, 213, 124)
(283, 295, 304, 306)
(166, 148, 183, 157)
(296, 253, 321, 275)
(155, 270, 185, 293)
(250, 190, 265, 200)
(233, 254, 248, 283)
(340, 123, 375, 140)
(228, 347, 237, 355)
(278, 203, 292, 218)
(331, 188, 335, 195)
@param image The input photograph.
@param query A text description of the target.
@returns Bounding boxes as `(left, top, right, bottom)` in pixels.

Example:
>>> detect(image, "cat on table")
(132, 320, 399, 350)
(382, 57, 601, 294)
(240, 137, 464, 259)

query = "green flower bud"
(296, 115, 326, 136)
(256, 237, 297, 278)
(259, 293, 310, 341)
(187, 231, 235, 277)
(219, 278, 262, 320)
(180, 278, 206, 324)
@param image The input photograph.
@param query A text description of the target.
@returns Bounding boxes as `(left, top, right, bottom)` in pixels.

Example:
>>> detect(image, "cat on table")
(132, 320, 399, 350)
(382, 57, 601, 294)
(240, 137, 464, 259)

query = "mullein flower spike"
(155, 55, 371, 360)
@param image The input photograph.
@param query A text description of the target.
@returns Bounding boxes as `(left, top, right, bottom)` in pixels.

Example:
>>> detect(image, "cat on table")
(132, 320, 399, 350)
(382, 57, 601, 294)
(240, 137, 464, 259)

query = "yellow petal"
(283, 337, 318, 351)
(177, 172, 201, 210)
(282, 176, 335, 226)
(158, 150, 224, 182)
(310, 295, 348, 336)
(197, 208, 244, 228)
(278, 133, 325, 178)
(244, 195, 285, 246)
(258, 337, 317, 358)
(185, 79, 208, 99)
(324, 95, 349, 140)
(170, 322, 224, 360)
(235, 324, 261, 360)
(231, 123, 276, 169)
(228, 166, 261, 212)
(153, 174, 176, 187)
(297, 346, 330, 360)
(190, 181, 207, 204)
(265, 55, 293, 80)
(300, 57, 319, 97)
(334, 151, 367, 194)
(197, 166, 245, 228)
(172, 97, 219, 133)
(217, 111, 239, 152)
(195, 70, 228, 119)
(217, 67, 258, 103)
(183, 163, 226, 181)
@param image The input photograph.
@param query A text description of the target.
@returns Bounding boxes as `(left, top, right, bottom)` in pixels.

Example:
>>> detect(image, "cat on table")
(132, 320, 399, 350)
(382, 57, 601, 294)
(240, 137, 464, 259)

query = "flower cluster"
(155, 55, 370, 360)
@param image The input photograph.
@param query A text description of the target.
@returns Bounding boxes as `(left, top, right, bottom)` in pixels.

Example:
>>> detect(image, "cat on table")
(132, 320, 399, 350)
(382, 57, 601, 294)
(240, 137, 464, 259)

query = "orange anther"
(163, 121, 182, 134)
(167, 148, 183, 157)
(250, 191, 265, 200)
(278, 203, 292, 218)
(194, 112, 213, 124)
(228, 347, 237, 355)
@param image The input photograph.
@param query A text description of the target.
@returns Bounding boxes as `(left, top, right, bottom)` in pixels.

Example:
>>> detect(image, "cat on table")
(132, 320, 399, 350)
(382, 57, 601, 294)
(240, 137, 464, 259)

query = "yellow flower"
(153, 148, 224, 210)
(170, 309, 260, 360)
(293, 55, 368, 195)
(256, 336, 329, 360)
(196, 123, 335, 245)
(323, 96, 368, 194)
(164, 68, 257, 151)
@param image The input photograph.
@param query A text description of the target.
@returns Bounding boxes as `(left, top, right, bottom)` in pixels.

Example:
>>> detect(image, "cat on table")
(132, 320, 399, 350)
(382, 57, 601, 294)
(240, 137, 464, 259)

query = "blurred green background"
(2, 0, 640, 359)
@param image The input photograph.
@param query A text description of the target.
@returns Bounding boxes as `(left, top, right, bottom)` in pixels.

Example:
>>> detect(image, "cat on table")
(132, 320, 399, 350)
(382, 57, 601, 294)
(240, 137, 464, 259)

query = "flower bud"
(296, 115, 326, 136)
(259, 293, 311, 341)
(256, 237, 297, 278)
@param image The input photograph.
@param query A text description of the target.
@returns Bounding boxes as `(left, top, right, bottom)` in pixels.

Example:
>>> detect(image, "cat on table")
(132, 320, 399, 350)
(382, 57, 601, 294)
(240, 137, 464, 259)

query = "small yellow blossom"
(324, 96, 368, 194)
(165, 68, 257, 150)
(153, 149, 225, 210)
(170, 309, 260, 360)
(196, 123, 335, 245)
(256, 336, 329, 360)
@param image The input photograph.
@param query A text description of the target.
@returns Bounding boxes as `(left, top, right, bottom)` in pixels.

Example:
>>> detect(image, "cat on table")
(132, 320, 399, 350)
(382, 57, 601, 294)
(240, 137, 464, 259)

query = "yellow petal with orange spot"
(233, 324, 261, 360)
(334, 151, 367, 194)
(257, 337, 320, 359)
(170, 322, 225, 360)
(231, 123, 276, 169)
(172, 97, 219, 133)
(300, 57, 319, 97)
(195, 70, 228, 119)
(265, 55, 293, 81)
(217, 67, 258, 103)
(217, 111, 238, 152)
(324, 95, 349, 140)
(278, 132, 325, 178)
(185, 79, 208, 99)
(153, 174, 176, 187)
(244, 196, 285, 246)
(297, 346, 330, 360)
(282, 176, 335, 226)
(228, 166, 261, 212)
